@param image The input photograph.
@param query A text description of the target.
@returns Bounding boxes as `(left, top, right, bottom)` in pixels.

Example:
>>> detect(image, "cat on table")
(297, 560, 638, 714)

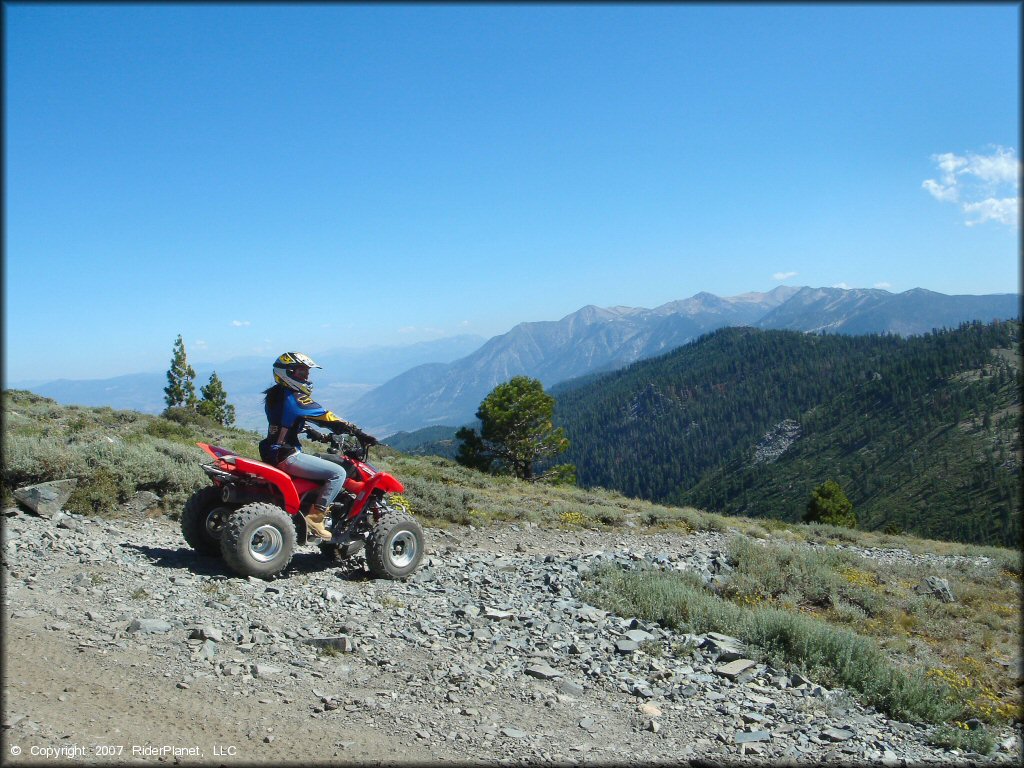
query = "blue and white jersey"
(259, 385, 352, 464)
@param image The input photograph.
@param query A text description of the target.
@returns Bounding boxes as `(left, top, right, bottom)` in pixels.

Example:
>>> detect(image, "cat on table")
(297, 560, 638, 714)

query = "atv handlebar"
(303, 426, 373, 462)
(334, 433, 373, 463)
(302, 426, 332, 444)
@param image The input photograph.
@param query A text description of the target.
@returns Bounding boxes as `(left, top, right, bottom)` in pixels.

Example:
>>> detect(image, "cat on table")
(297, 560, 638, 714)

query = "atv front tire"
(181, 486, 234, 556)
(366, 512, 424, 579)
(220, 502, 296, 579)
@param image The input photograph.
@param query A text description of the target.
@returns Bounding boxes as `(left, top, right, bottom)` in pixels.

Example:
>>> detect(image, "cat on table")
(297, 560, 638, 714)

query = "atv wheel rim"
(389, 530, 418, 568)
(248, 524, 285, 563)
(205, 507, 229, 539)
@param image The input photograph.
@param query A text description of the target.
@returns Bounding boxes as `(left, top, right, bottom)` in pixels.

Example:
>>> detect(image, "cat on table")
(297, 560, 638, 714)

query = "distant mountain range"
(18, 335, 486, 431)
(550, 321, 1021, 547)
(345, 286, 1020, 434)
(15, 286, 1019, 435)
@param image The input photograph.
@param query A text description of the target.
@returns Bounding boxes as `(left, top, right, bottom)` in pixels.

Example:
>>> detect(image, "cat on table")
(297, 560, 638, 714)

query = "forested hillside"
(347, 287, 1019, 434)
(384, 425, 461, 459)
(553, 321, 1021, 547)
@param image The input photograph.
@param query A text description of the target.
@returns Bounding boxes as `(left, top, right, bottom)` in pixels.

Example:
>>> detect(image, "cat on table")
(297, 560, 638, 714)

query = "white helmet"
(272, 352, 321, 396)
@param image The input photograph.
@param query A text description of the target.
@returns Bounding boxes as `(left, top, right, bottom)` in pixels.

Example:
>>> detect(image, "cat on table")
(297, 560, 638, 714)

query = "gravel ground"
(2, 505, 1021, 766)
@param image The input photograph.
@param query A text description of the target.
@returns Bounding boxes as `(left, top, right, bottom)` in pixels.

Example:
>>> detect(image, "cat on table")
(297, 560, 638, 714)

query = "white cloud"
(921, 178, 958, 203)
(963, 197, 1020, 228)
(874, 281, 892, 290)
(772, 271, 799, 281)
(231, 320, 251, 327)
(965, 147, 1019, 185)
(193, 339, 208, 350)
(935, 152, 968, 184)
(832, 282, 851, 289)
(923, 145, 1020, 228)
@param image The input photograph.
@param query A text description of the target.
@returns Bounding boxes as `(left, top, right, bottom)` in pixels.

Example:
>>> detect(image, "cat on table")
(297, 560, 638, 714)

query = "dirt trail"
(3, 607, 436, 766)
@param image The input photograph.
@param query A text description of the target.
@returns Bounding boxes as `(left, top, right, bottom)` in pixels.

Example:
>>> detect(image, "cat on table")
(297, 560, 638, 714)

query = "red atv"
(181, 430, 425, 580)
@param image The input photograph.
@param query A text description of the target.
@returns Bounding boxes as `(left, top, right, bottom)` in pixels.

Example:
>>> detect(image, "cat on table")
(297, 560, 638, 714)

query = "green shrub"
(582, 562, 963, 724)
(723, 535, 886, 617)
(161, 406, 222, 431)
(389, 454, 493, 490)
(67, 468, 122, 515)
(927, 723, 997, 755)
(989, 548, 1023, 578)
(581, 502, 624, 528)
(144, 418, 195, 442)
(401, 475, 473, 524)
(2, 435, 88, 488)
(640, 504, 707, 531)
(1, 405, 212, 518)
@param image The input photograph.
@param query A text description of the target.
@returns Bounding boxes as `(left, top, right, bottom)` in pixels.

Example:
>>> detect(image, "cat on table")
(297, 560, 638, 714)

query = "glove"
(304, 427, 330, 443)
(357, 431, 378, 446)
(271, 444, 297, 464)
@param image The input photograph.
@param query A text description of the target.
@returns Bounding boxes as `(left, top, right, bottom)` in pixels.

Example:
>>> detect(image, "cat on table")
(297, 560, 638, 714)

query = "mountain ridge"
(347, 286, 1020, 434)
(21, 286, 1020, 435)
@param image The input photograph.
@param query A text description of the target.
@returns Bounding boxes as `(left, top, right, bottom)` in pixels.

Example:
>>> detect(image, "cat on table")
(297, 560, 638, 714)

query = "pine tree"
(164, 335, 197, 409)
(197, 371, 236, 427)
(456, 376, 569, 480)
(455, 426, 493, 473)
(804, 479, 857, 528)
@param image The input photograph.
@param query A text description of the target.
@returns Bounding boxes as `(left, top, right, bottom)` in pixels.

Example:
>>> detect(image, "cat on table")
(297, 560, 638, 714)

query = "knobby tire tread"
(366, 510, 424, 580)
(220, 502, 296, 580)
(181, 486, 228, 556)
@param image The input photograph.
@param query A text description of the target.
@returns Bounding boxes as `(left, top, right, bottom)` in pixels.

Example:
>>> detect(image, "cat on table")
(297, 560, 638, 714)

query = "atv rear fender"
(197, 443, 311, 514)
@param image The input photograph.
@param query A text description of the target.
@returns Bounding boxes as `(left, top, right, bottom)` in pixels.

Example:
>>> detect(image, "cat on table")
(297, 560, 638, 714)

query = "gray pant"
(278, 451, 347, 509)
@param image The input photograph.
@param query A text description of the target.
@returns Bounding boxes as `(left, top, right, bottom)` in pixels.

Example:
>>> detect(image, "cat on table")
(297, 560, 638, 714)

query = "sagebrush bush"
(583, 563, 963, 724)
(401, 475, 473, 524)
(928, 723, 997, 756)
(4, 433, 209, 516)
(582, 504, 624, 527)
(161, 406, 223, 430)
(723, 535, 887, 617)
(3, 434, 89, 487)
(69, 468, 122, 515)
(143, 418, 196, 442)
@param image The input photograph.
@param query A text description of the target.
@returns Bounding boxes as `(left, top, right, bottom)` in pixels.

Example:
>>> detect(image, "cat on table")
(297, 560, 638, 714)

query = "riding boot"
(304, 505, 333, 541)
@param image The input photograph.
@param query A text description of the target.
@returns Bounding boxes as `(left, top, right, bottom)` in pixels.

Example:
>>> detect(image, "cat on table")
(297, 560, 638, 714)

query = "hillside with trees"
(2, 388, 1020, 750)
(344, 287, 1020, 434)
(552, 321, 1021, 547)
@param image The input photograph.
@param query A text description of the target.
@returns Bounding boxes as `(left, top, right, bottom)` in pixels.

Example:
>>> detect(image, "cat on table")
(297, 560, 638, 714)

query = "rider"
(259, 352, 377, 541)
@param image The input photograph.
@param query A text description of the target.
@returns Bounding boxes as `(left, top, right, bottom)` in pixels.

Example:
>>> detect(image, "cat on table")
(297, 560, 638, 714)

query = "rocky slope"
(3, 505, 1020, 766)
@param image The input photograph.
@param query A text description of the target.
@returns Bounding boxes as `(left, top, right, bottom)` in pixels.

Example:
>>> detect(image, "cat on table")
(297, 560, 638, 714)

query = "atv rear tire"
(220, 502, 296, 579)
(181, 486, 234, 556)
(366, 511, 424, 579)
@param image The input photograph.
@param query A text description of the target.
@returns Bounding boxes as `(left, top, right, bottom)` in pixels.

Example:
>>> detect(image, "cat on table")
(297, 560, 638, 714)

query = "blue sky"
(4, 3, 1020, 383)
